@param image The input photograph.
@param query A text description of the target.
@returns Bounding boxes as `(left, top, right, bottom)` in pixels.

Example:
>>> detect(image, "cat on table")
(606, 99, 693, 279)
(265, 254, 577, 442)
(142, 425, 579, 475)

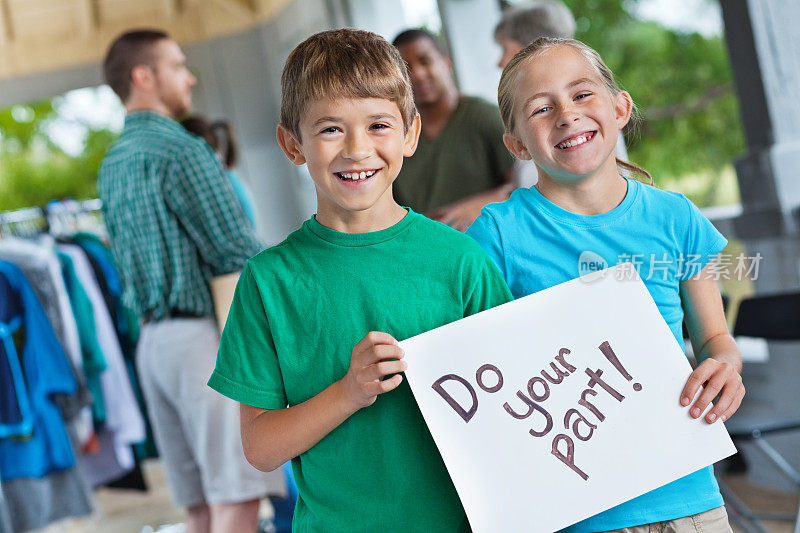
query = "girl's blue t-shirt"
(227, 169, 257, 229)
(467, 178, 728, 532)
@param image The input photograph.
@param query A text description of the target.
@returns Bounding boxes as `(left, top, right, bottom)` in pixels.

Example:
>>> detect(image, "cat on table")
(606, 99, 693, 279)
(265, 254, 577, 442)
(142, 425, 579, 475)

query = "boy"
(208, 29, 512, 532)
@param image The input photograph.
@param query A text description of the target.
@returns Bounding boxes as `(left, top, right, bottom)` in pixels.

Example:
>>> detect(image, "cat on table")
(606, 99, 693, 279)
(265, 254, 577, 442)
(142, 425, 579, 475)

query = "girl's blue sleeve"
(679, 195, 728, 280)
(466, 211, 507, 281)
(227, 170, 258, 229)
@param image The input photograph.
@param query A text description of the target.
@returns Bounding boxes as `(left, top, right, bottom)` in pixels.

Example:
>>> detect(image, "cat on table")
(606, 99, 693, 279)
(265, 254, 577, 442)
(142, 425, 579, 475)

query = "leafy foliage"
(563, 0, 745, 205)
(0, 100, 118, 211)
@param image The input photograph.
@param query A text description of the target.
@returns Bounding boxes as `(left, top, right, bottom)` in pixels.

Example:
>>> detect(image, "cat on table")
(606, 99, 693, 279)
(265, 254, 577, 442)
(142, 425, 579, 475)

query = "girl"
(181, 115, 258, 229)
(467, 37, 744, 532)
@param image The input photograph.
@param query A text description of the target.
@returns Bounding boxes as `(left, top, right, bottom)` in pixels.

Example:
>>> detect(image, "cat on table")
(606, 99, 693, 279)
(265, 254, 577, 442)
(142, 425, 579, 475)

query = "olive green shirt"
(395, 96, 515, 213)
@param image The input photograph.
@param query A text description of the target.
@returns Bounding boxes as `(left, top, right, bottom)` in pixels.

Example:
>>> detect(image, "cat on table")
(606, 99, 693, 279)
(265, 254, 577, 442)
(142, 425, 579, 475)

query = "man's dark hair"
(103, 29, 170, 102)
(392, 28, 448, 56)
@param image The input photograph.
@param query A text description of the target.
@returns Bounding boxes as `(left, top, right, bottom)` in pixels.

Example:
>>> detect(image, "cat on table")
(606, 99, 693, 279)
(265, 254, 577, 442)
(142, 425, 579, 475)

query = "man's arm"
(239, 332, 406, 471)
(427, 177, 514, 232)
(164, 143, 263, 273)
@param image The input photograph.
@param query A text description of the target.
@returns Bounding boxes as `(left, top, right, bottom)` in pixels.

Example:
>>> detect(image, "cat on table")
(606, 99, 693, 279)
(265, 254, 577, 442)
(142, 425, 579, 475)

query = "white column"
(437, 0, 502, 103)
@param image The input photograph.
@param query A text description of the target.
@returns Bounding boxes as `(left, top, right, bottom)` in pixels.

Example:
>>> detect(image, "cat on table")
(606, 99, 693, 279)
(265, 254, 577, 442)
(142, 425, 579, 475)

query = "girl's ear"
(614, 90, 633, 130)
(403, 112, 422, 157)
(276, 124, 306, 165)
(503, 132, 532, 160)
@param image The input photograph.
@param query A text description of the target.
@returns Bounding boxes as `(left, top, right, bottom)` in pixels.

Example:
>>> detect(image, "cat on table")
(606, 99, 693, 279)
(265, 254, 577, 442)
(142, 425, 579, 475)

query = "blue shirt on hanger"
(0, 260, 77, 480)
(0, 267, 32, 438)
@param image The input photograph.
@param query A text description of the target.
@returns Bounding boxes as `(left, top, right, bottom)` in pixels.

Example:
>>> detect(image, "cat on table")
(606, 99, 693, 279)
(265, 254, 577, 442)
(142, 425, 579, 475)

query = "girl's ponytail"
(616, 158, 653, 185)
(210, 120, 239, 170)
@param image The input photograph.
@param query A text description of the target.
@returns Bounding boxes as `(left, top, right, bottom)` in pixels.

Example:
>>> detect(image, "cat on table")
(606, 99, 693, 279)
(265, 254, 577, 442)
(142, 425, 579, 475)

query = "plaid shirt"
(98, 111, 263, 321)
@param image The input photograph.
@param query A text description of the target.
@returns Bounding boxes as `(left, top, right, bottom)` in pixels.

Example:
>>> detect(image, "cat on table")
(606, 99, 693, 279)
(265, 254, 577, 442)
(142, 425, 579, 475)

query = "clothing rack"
(46, 199, 105, 239)
(0, 199, 104, 533)
(0, 207, 47, 239)
(0, 207, 43, 533)
(0, 206, 47, 533)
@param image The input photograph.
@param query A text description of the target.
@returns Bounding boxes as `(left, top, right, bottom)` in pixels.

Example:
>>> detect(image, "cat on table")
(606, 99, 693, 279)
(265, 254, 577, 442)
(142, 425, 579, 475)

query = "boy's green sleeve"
(208, 262, 288, 409)
(463, 251, 514, 317)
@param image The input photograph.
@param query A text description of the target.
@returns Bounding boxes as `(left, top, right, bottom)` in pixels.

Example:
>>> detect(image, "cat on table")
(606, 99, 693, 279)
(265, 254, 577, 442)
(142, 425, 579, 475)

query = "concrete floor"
(722, 471, 799, 533)
(27, 460, 799, 533)
(33, 460, 184, 533)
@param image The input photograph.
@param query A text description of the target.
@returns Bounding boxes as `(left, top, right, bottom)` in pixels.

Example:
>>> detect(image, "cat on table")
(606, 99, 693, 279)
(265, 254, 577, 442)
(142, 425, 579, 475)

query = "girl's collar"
(525, 177, 639, 228)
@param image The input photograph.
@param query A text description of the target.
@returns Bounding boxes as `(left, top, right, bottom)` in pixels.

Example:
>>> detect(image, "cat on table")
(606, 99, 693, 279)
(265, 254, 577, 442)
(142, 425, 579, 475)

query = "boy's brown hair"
(280, 29, 416, 141)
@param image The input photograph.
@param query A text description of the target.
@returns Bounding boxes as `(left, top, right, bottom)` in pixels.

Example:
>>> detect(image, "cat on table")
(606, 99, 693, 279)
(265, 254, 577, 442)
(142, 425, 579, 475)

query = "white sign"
(400, 264, 736, 533)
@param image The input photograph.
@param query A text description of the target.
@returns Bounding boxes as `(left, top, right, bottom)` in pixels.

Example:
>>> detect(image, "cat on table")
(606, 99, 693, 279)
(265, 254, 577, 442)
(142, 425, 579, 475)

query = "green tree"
(0, 99, 118, 211)
(563, 0, 745, 206)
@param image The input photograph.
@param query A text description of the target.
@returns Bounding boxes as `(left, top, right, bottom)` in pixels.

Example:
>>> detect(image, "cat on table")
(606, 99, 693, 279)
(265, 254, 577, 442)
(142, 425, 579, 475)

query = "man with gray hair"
(494, 1, 576, 68)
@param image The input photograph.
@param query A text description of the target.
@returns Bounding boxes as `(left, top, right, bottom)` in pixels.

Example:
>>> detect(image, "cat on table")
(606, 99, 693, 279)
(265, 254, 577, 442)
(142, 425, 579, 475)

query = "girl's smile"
(555, 130, 596, 150)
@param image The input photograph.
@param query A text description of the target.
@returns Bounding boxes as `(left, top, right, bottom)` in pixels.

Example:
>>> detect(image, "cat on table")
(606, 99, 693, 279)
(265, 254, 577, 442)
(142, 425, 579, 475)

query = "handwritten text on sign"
(434, 341, 641, 481)
(400, 265, 736, 533)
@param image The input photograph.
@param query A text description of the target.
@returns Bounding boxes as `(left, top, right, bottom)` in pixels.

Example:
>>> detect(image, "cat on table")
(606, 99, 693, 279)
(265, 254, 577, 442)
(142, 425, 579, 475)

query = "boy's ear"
(503, 132, 531, 160)
(276, 124, 306, 165)
(614, 90, 633, 130)
(403, 112, 422, 157)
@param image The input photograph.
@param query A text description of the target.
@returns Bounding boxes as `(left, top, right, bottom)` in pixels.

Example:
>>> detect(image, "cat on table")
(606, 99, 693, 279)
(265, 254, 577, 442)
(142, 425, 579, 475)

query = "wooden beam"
(233, 0, 258, 14)
(251, 0, 291, 20)
(0, 0, 290, 81)
(76, 0, 97, 37)
(0, 0, 11, 45)
(211, 0, 255, 19)
(159, 0, 178, 20)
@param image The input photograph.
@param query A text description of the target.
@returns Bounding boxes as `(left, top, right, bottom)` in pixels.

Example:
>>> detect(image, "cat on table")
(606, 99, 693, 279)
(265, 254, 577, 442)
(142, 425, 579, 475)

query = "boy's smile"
(334, 169, 379, 183)
(277, 97, 421, 232)
(504, 45, 631, 184)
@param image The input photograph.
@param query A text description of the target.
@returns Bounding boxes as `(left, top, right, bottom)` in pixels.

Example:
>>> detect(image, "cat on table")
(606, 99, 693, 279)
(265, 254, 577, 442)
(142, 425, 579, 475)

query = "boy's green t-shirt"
(209, 209, 512, 533)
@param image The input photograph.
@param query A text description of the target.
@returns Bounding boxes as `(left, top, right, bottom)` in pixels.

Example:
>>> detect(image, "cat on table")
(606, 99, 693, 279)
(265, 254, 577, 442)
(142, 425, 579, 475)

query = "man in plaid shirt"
(98, 30, 282, 532)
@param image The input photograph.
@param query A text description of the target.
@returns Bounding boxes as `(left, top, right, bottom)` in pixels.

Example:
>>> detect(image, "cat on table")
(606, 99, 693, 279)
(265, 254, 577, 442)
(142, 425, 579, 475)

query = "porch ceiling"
(0, 0, 291, 80)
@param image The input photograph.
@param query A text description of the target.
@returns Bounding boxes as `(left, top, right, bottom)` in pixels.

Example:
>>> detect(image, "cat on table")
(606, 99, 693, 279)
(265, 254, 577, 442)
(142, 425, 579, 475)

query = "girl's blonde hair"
(497, 37, 652, 184)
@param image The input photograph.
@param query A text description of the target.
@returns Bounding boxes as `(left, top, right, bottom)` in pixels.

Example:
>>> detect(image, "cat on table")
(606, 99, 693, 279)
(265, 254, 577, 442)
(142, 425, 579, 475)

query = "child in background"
(467, 37, 744, 532)
(181, 115, 258, 228)
(208, 29, 512, 532)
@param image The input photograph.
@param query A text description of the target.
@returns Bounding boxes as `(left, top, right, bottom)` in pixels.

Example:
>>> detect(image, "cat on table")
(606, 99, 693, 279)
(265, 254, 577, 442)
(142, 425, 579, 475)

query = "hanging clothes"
(72, 233, 139, 358)
(0, 271, 32, 439)
(0, 237, 93, 436)
(3, 468, 93, 533)
(69, 234, 156, 461)
(0, 316, 31, 440)
(0, 204, 156, 530)
(58, 251, 108, 427)
(57, 244, 145, 486)
(0, 261, 77, 480)
(0, 238, 82, 373)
